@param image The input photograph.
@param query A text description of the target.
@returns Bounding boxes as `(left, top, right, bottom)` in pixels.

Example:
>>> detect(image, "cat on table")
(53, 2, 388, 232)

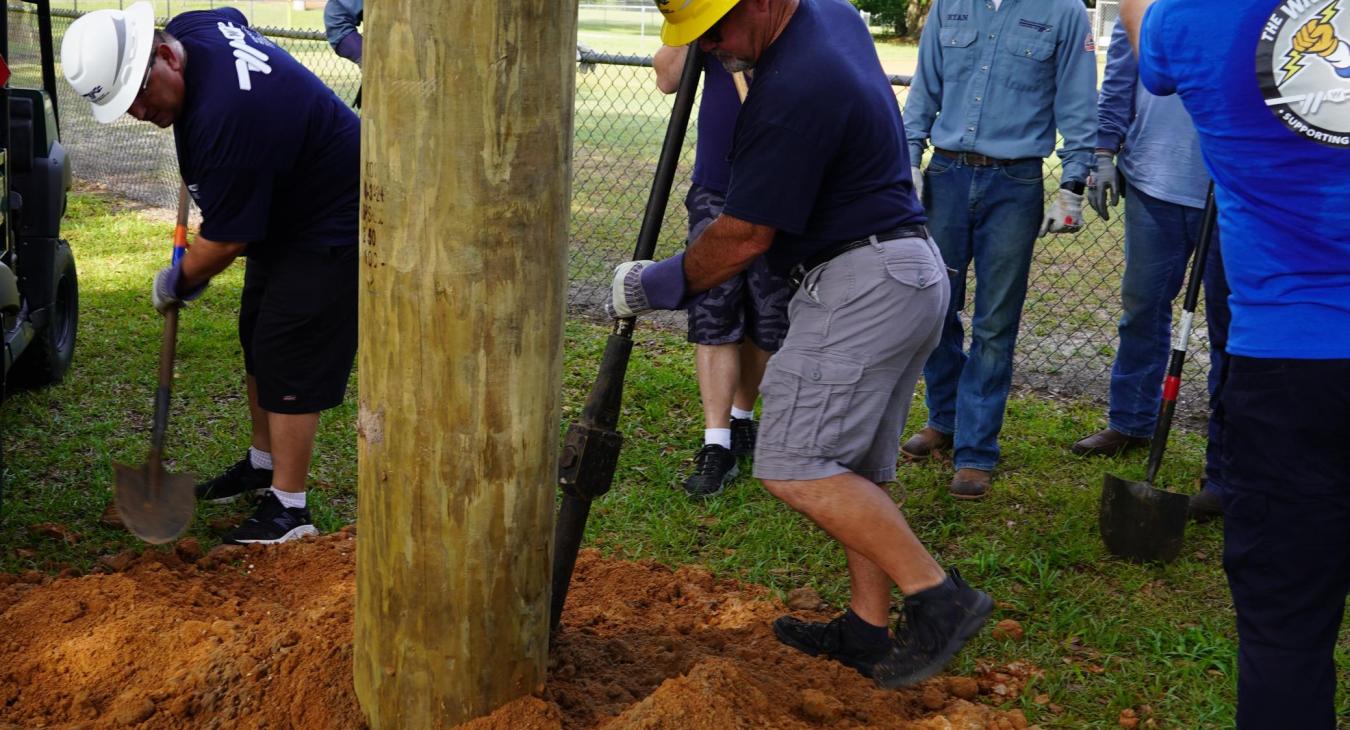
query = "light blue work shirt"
(1096, 22, 1209, 209)
(324, 0, 363, 50)
(903, 0, 1098, 184)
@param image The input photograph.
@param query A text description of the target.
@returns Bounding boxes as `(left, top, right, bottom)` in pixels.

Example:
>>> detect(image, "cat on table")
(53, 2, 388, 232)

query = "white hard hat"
(61, 1, 156, 123)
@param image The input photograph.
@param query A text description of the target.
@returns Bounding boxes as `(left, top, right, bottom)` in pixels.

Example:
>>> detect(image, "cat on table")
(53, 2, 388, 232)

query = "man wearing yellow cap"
(608, 0, 993, 688)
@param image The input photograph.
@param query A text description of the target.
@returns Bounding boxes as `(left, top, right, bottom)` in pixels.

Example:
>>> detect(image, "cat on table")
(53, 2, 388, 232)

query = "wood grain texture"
(353, 1, 578, 726)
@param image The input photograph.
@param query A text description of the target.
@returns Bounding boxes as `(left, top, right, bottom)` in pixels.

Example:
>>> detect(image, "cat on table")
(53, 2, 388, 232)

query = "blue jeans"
(1108, 182, 1231, 486)
(921, 155, 1044, 471)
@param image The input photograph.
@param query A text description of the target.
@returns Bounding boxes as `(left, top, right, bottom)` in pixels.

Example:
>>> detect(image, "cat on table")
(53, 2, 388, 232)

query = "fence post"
(352, 0, 577, 726)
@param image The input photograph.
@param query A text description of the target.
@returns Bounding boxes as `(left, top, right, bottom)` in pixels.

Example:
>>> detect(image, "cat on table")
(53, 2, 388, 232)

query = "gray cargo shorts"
(752, 234, 949, 484)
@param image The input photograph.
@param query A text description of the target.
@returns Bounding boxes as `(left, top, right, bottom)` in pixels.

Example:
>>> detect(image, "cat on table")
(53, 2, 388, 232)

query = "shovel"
(1099, 183, 1217, 564)
(113, 184, 196, 544)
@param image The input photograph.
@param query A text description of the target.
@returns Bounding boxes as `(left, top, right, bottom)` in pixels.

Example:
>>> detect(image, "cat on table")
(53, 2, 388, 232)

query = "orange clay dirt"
(0, 530, 1039, 729)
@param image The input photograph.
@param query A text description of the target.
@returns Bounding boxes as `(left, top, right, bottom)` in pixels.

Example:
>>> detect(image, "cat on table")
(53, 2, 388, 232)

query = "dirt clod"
(112, 696, 156, 725)
(174, 538, 204, 563)
(98, 550, 137, 573)
(992, 618, 1024, 641)
(784, 587, 824, 611)
(947, 675, 980, 700)
(798, 688, 841, 723)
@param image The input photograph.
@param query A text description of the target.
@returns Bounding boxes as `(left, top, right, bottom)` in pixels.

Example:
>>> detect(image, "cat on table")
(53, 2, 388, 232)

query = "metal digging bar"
(550, 46, 704, 634)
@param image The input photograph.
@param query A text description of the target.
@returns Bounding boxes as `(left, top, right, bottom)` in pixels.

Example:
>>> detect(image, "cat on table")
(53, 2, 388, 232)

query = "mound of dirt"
(0, 532, 1037, 729)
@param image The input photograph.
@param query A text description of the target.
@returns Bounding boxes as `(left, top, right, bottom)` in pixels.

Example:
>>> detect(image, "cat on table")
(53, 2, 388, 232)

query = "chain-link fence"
(12, 4, 1216, 417)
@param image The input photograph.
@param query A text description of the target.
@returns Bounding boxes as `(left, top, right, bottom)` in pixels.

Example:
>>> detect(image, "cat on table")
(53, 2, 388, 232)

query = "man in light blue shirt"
(1070, 21, 1229, 523)
(900, 0, 1097, 499)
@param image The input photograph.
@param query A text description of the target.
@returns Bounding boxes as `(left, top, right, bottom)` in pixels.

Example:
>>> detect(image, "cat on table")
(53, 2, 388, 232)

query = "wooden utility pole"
(353, 1, 578, 726)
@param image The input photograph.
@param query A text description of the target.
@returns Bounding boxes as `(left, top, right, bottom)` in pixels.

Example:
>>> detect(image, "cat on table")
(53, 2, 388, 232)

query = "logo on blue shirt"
(1257, 0, 1350, 147)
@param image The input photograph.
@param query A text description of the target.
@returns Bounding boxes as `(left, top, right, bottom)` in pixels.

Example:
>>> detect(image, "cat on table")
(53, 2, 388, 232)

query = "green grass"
(5, 193, 1350, 728)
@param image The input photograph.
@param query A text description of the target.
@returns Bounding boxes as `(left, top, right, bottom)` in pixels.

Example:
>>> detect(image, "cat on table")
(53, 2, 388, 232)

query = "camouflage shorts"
(683, 184, 791, 351)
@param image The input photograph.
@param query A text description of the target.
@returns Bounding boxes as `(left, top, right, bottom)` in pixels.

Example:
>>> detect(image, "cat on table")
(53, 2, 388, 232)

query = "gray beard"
(716, 55, 754, 74)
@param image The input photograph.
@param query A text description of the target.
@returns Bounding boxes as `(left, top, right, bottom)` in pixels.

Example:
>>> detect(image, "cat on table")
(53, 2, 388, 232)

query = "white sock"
(730, 406, 755, 421)
(270, 487, 307, 510)
(704, 428, 732, 450)
(249, 447, 273, 471)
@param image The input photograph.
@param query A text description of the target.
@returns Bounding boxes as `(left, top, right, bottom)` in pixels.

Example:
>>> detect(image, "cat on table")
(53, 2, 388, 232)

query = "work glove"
(604, 254, 687, 319)
(1086, 151, 1121, 221)
(1039, 187, 1085, 237)
(911, 166, 924, 203)
(152, 263, 207, 315)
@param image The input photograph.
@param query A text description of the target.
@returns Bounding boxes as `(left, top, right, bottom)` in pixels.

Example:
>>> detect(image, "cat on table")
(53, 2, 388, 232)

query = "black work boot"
(684, 444, 738, 499)
(872, 569, 994, 689)
(196, 456, 273, 504)
(773, 613, 891, 678)
(730, 417, 758, 458)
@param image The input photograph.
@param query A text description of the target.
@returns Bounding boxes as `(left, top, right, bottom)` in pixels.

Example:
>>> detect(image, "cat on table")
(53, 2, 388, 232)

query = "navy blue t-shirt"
(168, 9, 359, 251)
(1139, 0, 1350, 358)
(691, 59, 739, 194)
(722, 0, 923, 273)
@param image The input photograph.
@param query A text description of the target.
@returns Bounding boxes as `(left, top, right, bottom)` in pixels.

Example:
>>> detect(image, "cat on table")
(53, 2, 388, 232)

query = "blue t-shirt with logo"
(691, 58, 738, 195)
(722, 0, 924, 274)
(1138, 0, 1350, 359)
(167, 8, 359, 251)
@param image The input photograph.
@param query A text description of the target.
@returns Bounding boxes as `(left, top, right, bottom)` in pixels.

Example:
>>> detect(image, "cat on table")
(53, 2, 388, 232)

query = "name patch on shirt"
(1257, 0, 1350, 147)
(947, 13, 969, 21)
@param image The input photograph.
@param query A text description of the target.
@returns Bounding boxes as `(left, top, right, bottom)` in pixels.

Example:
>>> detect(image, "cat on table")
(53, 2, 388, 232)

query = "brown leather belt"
(933, 147, 1035, 167)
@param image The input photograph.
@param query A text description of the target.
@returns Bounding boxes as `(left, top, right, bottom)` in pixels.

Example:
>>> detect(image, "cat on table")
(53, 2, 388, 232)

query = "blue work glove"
(1086, 151, 1121, 221)
(335, 31, 363, 66)
(604, 253, 688, 319)
(152, 263, 207, 315)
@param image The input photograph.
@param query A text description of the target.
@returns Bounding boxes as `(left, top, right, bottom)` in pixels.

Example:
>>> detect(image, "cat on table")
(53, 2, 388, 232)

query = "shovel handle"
(149, 185, 192, 472)
(1144, 183, 1217, 484)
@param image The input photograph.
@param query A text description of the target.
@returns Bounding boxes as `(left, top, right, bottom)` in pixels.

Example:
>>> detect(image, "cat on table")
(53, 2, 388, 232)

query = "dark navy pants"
(1219, 356, 1350, 729)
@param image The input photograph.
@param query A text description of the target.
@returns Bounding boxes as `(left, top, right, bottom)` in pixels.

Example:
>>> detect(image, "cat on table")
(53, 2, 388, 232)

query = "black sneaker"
(196, 457, 273, 504)
(221, 492, 318, 545)
(684, 444, 738, 498)
(730, 417, 758, 457)
(871, 569, 994, 689)
(773, 614, 891, 678)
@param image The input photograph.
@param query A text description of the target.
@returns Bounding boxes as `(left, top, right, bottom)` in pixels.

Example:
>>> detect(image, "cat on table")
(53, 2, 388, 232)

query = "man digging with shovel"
(608, 0, 993, 687)
(62, 2, 359, 544)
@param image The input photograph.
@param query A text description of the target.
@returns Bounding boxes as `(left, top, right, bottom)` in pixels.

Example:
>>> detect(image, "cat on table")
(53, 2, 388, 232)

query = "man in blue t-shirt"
(1124, 0, 1350, 725)
(62, 3, 360, 545)
(652, 46, 790, 500)
(608, 0, 993, 688)
(1072, 21, 1230, 524)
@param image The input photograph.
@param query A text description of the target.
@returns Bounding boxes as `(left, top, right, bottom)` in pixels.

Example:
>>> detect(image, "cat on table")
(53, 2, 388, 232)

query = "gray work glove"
(1039, 188, 1085, 237)
(1086, 150, 1121, 221)
(911, 166, 924, 203)
(605, 260, 656, 319)
(152, 264, 206, 315)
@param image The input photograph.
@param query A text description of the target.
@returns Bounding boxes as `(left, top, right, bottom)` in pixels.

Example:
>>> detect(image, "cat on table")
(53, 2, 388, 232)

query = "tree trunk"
(907, 0, 932, 39)
(353, 0, 577, 726)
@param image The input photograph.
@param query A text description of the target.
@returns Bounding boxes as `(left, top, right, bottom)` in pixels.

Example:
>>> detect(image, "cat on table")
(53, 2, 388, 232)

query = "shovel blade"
(1099, 473, 1189, 564)
(113, 462, 197, 544)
